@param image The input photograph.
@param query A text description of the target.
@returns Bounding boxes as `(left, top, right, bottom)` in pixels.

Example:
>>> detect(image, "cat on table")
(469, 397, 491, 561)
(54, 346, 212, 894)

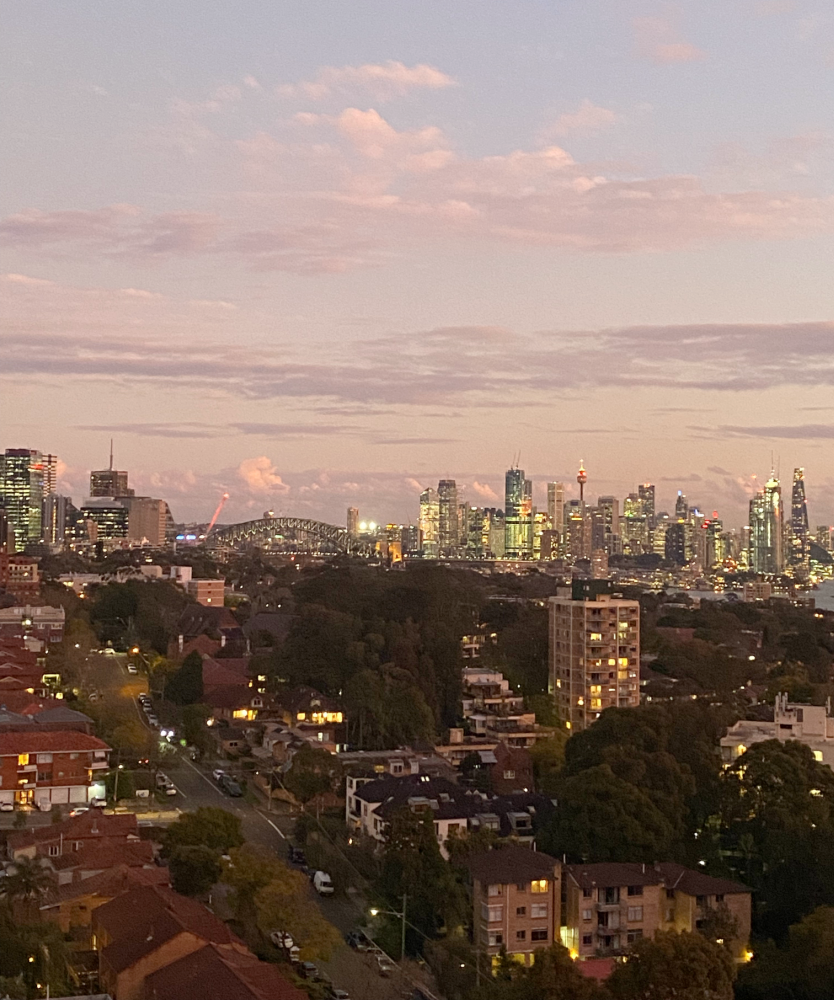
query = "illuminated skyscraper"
(749, 473, 784, 574)
(347, 507, 359, 537)
(504, 467, 533, 559)
(90, 442, 133, 498)
(675, 491, 689, 523)
(437, 480, 460, 554)
(638, 483, 656, 528)
(419, 487, 440, 557)
(547, 482, 565, 532)
(43, 454, 58, 497)
(0, 449, 44, 550)
(789, 468, 809, 572)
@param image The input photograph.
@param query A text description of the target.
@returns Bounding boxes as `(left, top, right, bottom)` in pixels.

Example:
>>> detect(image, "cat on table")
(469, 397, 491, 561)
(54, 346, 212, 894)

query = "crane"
(206, 493, 230, 536)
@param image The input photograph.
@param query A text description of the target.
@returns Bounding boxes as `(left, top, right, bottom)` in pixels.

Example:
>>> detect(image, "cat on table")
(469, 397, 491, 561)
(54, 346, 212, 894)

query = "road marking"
(256, 811, 287, 840)
(182, 755, 226, 795)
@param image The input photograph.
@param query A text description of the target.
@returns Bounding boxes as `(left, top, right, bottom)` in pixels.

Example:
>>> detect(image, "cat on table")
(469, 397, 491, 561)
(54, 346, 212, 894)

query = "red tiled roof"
(8, 811, 138, 853)
(203, 658, 250, 690)
(0, 730, 109, 755)
(577, 958, 616, 982)
(51, 840, 154, 872)
(565, 861, 750, 896)
(95, 885, 245, 974)
(42, 863, 169, 908)
(144, 943, 307, 1000)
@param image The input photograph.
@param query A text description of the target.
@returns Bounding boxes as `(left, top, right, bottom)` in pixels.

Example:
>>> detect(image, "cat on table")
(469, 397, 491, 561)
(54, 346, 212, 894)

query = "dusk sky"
(3, 1, 834, 527)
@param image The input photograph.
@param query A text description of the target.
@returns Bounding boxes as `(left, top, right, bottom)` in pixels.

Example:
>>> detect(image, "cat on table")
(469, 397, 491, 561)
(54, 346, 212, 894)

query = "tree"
(542, 764, 675, 863)
(282, 744, 343, 806)
(510, 943, 607, 1000)
(163, 807, 244, 854)
(528, 735, 566, 796)
(0, 857, 55, 905)
(222, 844, 285, 925)
(254, 870, 342, 960)
(166, 650, 204, 705)
(168, 845, 222, 897)
(608, 931, 734, 1000)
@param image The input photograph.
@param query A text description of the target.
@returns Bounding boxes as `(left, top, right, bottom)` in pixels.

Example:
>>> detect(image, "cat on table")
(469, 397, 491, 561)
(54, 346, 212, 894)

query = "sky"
(3, 0, 834, 528)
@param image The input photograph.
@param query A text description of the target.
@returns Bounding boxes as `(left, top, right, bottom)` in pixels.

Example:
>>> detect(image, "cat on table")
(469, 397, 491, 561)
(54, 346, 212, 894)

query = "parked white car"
(313, 871, 334, 896)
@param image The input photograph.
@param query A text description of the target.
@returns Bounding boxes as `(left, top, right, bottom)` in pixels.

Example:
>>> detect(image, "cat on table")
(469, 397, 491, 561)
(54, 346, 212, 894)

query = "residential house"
(721, 693, 834, 768)
(144, 942, 306, 1000)
(468, 847, 561, 967)
(562, 862, 752, 962)
(92, 885, 250, 1000)
(0, 604, 65, 643)
(7, 812, 141, 862)
(0, 730, 109, 809)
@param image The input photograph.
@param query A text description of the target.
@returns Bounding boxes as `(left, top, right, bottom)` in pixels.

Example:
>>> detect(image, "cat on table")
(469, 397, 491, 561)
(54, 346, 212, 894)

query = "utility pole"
(401, 893, 407, 962)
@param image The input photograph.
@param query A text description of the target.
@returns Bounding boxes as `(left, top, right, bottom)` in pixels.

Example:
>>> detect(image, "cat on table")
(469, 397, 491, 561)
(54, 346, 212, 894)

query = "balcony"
(18, 764, 36, 773)
(89, 760, 109, 770)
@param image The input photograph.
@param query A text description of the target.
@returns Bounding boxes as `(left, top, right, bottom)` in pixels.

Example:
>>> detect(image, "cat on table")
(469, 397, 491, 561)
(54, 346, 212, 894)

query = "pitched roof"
(41, 863, 169, 908)
(0, 730, 109, 755)
(468, 846, 559, 885)
(207, 685, 257, 710)
(565, 861, 750, 895)
(96, 885, 245, 974)
(144, 943, 307, 1000)
(203, 658, 250, 690)
(8, 811, 138, 852)
(34, 706, 94, 725)
(51, 839, 154, 872)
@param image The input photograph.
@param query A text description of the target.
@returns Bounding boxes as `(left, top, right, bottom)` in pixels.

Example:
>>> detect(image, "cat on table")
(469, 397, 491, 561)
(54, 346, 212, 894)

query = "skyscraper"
(347, 507, 359, 537)
(789, 468, 809, 572)
(437, 480, 460, 554)
(546, 482, 565, 533)
(0, 449, 44, 551)
(638, 483, 656, 528)
(749, 472, 784, 574)
(596, 496, 620, 554)
(90, 443, 133, 498)
(43, 454, 58, 497)
(504, 467, 533, 559)
(419, 487, 440, 557)
(675, 491, 689, 523)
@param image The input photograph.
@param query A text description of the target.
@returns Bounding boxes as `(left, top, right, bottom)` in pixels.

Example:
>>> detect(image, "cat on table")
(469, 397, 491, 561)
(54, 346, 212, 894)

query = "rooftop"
(145, 943, 306, 1000)
(0, 730, 109, 754)
(565, 861, 750, 896)
(468, 846, 559, 885)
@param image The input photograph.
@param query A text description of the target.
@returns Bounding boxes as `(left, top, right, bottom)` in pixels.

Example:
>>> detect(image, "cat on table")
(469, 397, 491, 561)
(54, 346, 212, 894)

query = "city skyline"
(4, 3, 834, 526)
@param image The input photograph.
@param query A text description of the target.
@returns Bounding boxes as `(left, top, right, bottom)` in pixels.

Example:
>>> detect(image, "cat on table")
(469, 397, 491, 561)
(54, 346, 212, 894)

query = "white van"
(313, 871, 334, 896)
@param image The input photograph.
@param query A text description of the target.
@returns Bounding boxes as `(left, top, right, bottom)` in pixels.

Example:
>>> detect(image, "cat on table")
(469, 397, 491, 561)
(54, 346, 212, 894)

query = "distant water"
(813, 580, 834, 611)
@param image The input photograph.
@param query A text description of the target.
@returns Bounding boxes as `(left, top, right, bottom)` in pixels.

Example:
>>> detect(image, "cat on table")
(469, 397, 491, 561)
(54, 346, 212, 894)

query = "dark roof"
(34, 706, 94, 725)
(50, 839, 154, 872)
(565, 862, 750, 896)
(41, 863, 169, 908)
(0, 730, 108, 754)
(468, 846, 559, 885)
(96, 885, 244, 973)
(144, 943, 306, 1000)
(8, 811, 138, 852)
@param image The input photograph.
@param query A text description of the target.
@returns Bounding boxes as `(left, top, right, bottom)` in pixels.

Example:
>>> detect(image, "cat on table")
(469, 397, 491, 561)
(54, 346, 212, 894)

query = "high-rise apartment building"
(789, 468, 809, 573)
(749, 473, 784, 574)
(42, 454, 58, 497)
(43, 494, 70, 545)
(596, 496, 619, 554)
(419, 488, 440, 557)
(549, 582, 640, 732)
(505, 468, 533, 559)
(638, 483, 656, 528)
(437, 480, 459, 555)
(0, 449, 44, 551)
(546, 482, 565, 533)
(562, 500, 591, 562)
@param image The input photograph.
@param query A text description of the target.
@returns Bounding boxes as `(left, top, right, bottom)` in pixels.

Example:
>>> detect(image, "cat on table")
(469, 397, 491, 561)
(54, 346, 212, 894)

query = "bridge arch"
(211, 516, 357, 552)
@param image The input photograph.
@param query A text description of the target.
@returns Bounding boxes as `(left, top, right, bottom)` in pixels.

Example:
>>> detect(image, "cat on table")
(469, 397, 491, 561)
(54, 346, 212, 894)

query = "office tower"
(665, 522, 688, 565)
(419, 487, 440, 557)
(563, 499, 591, 561)
(675, 491, 689, 523)
(0, 509, 11, 552)
(43, 494, 70, 545)
(596, 496, 619, 554)
(465, 506, 485, 558)
(816, 525, 833, 552)
(80, 497, 129, 541)
(504, 467, 533, 559)
(90, 443, 133, 498)
(549, 582, 640, 732)
(347, 507, 359, 537)
(789, 468, 809, 571)
(532, 509, 548, 559)
(118, 496, 172, 547)
(638, 483, 656, 528)
(43, 454, 58, 497)
(704, 515, 724, 569)
(621, 493, 649, 555)
(484, 508, 506, 558)
(547, 482, 565, 532)
(749, 472, 784, 574)
(401, 524, 420, 553)
(0, 449, 44, 550)
(437, 480, 459, 554)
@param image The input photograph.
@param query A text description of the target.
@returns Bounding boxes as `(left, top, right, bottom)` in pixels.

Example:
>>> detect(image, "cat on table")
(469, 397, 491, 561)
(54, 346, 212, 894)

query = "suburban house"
(92, 885, 250, 1000)
(7, 812, 142, 862)
(721, 693, 834, 768)
(468, 847, 562, 968)
(0, 604, 65, 644)
(562, 862, 752, 962)
(0, 730, 110, 809)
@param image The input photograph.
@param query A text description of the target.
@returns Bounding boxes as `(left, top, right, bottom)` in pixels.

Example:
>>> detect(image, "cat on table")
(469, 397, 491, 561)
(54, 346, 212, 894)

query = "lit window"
(17, 754, 29, 767)
(813, 750, 823, 762)
(531, 880, 548, 894)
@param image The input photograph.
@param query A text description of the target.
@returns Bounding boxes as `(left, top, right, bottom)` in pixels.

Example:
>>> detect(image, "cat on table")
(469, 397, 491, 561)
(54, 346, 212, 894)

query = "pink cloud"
(277, 61, 455, 101)
(546, 100, 618, 138)
(237, 456, 290, 493)
(634, 16, 706, 64)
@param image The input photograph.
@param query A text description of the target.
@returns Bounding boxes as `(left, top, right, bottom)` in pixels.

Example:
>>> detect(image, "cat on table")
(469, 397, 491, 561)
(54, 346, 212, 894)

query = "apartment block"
(468, 847, 561, 967)
(0, 730, 110, 809)
(562, 862, 751, 962)
(548, 582, 640, 732)
(186, 578, 225, 607)
(721, 693, 834, 768)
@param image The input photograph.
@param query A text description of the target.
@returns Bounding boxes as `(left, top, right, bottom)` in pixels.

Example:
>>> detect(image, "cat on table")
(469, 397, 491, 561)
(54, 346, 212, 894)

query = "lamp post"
(370, 893, 407, 961)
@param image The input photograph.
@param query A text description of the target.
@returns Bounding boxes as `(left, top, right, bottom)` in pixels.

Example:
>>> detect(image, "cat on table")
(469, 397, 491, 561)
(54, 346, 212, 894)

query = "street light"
(369, 894, 407, 961)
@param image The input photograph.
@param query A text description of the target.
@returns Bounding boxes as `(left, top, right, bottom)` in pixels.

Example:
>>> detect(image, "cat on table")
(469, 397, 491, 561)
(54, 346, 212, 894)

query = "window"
(627, 906, 643, 922)
(601, 888, 620, 904)
(488, 905, 503, 923)
(583, 888, 593, 898)
(582, 934, 593, 946)
(531, 929, 548, 942)
(696, 895, 706, 906)
(582, 909, 593, 921)
(70, 753, 79, 760)
(516, 907, 526, 916)
(814, 750, 823, 762)
(503, 770, 515, 780)
(487, 932, 503, 947)
(17, 754, 29, 767)
(516, 883, 527, 892)
(627, 885, 643, 896)
(36, 753, 52, 764)
(37, 771, 51, 782)
(531, 879, 548, 894)
(627, 929, 644, 945)
(48, 845, 60, 857)
(715, 894, 724, 903)
(488, 884, 502, 897)
(516, 930, 526, 941)
(666, 889, 675, 899)
(531, 903, 548, 919)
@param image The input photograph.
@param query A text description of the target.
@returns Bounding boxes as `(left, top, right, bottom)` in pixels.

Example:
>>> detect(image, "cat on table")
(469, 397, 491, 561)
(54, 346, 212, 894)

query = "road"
(83, 651, 432, 1000)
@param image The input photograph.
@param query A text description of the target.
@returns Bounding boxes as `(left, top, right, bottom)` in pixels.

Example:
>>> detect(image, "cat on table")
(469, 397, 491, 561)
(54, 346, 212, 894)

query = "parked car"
(376, 955, 396, 977)
(155, 774, 177, 796)
(69, 806, 89, 817)
(90, 797, 107, 808)
(288, 846, 307, 866)
(219, 774, 243, 797)
(313, 871, 334, 896)
(127, 663, 138, 674)
(297, 962, 319, 980)
(212, 768, 226, 782)
(147, 715, 159, 727)
(328, 991, 350, 1000)
(0, 802, 13, 813)
(345, 930, 370, 951)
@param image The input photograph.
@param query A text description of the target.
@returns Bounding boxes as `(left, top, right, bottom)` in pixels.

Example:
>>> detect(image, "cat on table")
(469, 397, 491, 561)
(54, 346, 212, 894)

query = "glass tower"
(0, 449, 44, 551)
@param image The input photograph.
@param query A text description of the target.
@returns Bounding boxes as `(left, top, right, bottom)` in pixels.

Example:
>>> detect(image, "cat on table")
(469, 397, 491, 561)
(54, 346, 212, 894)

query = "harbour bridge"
(211, 516, 365, 553)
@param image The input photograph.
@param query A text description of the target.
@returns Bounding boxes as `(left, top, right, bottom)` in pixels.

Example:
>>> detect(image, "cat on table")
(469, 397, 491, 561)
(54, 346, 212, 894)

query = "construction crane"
(206, 493, 230, 536)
